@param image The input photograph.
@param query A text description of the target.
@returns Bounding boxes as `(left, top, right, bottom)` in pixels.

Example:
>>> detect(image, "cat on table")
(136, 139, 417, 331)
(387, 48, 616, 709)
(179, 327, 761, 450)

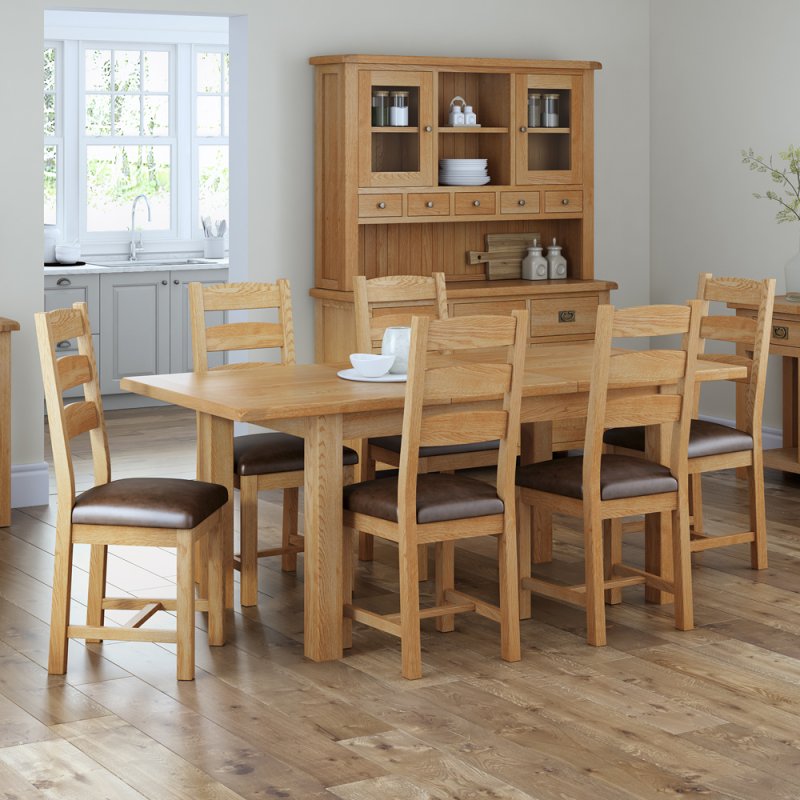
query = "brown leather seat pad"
(368, 435, 499, 459)
(72, 477, 228, 529)
(344, 473, 504, 524)
(516, 454, 678, 501)
(234, 432, 358, 476)
(603, 420, 753, 459)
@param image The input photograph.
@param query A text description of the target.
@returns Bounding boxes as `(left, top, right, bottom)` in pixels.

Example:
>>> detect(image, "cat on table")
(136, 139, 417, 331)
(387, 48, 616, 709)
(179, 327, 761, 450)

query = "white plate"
(337, 368, 407, 383)
(439, 176, 492, 186)
(440, 158, 487, 165)
(439, 172, 488, 178)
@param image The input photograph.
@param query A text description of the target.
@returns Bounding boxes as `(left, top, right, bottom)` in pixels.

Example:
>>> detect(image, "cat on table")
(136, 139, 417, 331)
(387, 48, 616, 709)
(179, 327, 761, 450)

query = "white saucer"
(337, 368, 407, 383)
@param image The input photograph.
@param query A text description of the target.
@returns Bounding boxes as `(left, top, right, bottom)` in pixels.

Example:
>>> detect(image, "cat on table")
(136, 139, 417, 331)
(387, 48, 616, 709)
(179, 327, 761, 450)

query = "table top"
(121, 342, 748, 424)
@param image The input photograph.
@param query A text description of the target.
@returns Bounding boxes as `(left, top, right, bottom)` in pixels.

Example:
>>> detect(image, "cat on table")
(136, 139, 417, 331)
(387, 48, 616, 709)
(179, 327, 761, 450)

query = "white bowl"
(54, 244, 81, 265)
(349, 352, 395, 378)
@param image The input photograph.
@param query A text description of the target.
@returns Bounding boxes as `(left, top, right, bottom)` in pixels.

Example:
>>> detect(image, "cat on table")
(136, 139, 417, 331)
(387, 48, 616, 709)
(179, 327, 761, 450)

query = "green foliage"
(742, 146, 800, 223)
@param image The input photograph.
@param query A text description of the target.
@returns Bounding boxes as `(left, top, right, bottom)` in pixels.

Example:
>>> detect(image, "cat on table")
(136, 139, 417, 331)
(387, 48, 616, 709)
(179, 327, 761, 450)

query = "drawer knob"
(174, 279, 180, 285)
(57, 277, 71, 286)
(774, 325, 789, 340)
(558, 310, 576, 323)
(377, 201, 386, 209)
(561, 198, 570, 206)
(518, 199, 526, 206)
(426, 201, 434, 208)
(519, 126, 527, 133)
(425, 125, 432, 132)
(161, 279, 168, 285)
(57, 340, 71, 350)
(473, 200, 481, 207)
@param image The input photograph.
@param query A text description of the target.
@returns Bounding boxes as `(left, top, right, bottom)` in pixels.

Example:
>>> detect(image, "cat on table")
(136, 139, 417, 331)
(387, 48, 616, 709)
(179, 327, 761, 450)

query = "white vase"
(381, 326, 411, 374)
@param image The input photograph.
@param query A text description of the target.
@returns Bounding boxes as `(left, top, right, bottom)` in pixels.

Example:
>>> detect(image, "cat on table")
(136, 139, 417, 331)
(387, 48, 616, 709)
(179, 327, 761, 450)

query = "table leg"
(0, 331, 11, 527)
(196, 413, 234, 608)
(304, 414, 344, 661)
(644, 422, 672, 605)
(521, 421, 553, 563)
(783, 356, 799, 454)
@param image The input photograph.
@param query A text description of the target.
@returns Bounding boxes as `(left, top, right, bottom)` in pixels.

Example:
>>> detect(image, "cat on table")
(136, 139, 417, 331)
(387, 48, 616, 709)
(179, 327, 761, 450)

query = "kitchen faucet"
(130, 194, 151, 260)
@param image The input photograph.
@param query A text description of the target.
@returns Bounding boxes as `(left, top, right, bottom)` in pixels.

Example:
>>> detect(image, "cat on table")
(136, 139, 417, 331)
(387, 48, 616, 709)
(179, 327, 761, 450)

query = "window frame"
(43, 40, 63, 231)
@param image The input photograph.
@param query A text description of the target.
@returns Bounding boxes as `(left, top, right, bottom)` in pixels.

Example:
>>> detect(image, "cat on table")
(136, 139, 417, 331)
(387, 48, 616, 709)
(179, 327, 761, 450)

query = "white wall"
(651, 0, 800, 430)
(3, 0, 649, 505)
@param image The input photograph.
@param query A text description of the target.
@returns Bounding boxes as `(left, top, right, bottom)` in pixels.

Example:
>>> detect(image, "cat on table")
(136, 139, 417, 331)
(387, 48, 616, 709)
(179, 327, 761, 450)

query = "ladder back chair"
(190, 280, 358, 607)
(604, 275, 775, 568)
(353, 273, 501, 565)
(36, 303, 226, 681)
(343, 311, 528, 679)
(517, 302, 704, 646)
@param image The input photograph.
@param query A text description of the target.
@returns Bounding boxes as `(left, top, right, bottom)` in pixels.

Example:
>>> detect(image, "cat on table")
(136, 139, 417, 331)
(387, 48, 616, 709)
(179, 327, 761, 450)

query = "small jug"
(381, 326, 411, 374)
(448, 96, 466, 126)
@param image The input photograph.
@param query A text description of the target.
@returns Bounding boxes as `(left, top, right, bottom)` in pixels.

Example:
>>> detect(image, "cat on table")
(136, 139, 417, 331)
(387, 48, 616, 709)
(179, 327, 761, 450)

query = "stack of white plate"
(439, 158, 490, 186)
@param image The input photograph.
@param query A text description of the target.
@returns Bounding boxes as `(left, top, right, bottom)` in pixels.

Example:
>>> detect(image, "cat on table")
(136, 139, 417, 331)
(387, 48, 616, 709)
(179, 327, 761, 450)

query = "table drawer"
(530, 296, 598, 337)
(544, 190, 583, 214)
(358, 194, 402, 218)
(451, 299, 526, 317)
(455, 192, 496, 216)
(407, 193, 450, 217)
(500, 191, 540, 214)
(771, 318, 800, 348)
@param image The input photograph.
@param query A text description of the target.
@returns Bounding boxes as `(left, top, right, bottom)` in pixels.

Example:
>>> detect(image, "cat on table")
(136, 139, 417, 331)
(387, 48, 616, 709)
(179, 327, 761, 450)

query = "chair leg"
(434, 541, 455, 632)
(207, 518, 225, 647)
(48, 521, 74, 675)
(357, 446, 376, 562)
(239, 476, 259, 607)
(749, 453, 768, 569)
(584, 512, 607, 647)
(281, 487, 299, 572)
(418, 543, 429, 581)
(498, 523, 521, 663)
(671, 499, 694, 632)
(689, 473, 704, 535)
(398, 535, 422, 679)
(517, 495, 532, 620)
(342, 526, 354, 650)
(176, 530, 196, 681)
(85, 543, 108, 643)
(604, 519, 623, 605)
(196, 535, 209, 599)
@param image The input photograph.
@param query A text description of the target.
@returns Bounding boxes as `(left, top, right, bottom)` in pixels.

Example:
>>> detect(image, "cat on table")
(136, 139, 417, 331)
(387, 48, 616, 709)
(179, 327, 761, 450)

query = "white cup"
(381, 326, 411, 374)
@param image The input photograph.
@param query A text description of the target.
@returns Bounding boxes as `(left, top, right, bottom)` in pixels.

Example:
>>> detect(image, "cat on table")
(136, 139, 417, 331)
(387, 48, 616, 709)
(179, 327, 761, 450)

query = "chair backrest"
(695, 274, 776, 440)
(35, 302, 110, 512)
(353, 273, 448, 354)
(583, 302, 705, 501)
(189, 280, 295, 373)
(397, 311, 528, 529)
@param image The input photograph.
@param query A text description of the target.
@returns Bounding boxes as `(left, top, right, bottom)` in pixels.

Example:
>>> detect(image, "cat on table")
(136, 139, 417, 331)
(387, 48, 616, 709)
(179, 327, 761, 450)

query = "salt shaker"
(546, 238, 567, 279)
(448, 96, 466, 126)
(464, 104, 477, 126)
(521, 238, 548, 280)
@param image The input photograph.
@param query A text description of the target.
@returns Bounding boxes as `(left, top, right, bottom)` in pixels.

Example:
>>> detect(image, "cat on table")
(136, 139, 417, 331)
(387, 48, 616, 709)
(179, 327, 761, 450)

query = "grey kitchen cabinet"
(99, 268, 227, 395)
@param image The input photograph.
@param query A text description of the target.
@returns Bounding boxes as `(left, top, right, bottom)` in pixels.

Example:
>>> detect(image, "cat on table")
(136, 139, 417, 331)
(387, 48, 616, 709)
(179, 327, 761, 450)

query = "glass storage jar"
(527, 93, 542, 128)
(389, 91, 409, 126)
(372, 90, 389, 126)
(543, 93, 560, 127)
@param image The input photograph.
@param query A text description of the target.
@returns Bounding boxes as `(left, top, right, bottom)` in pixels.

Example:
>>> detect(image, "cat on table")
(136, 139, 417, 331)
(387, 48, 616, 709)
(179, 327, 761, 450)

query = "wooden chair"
(342, 311, 528, 679)
(36, 303, 226, 681)
(189, 280, 358, 606)
(604, 275, 776, 568)
(353, 273, 501, 564)
(517, 302, 704, 646)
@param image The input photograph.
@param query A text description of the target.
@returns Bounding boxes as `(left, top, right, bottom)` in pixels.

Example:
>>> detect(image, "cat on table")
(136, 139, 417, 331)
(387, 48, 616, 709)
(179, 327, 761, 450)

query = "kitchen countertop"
(44, 257, 229, 276)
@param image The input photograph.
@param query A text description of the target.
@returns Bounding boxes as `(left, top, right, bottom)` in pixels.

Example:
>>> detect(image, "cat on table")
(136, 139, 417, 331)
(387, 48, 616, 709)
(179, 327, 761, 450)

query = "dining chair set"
(35, 271, 775, 680)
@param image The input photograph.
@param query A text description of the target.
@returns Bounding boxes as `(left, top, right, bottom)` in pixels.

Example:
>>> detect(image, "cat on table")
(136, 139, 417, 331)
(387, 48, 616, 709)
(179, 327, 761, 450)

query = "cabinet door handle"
(377, 201, 386, 209)
(56, 340, 72, 350)
(161, 279, 168, 285)
(473, 200, 481, 207)
(426, 201, 434, 208)
(518, 199, 526, 206)
(519, 126, 527, 133)
(57, 277, 71, 286)
(174, 279, 180, 285)
(424, 125, 432, 132)
(558, 310, 576, 323)
(774, 325, 789, 340)
(561, 198, 570, 206)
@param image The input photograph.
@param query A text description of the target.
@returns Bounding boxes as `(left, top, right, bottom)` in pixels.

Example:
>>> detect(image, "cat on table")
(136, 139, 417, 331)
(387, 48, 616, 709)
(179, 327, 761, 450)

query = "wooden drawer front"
(770, 318, 800, 348)
(358, 194, 402, 218)
(407, 193, 451, 217)
(530, 296, 598, 337)
(454, 192, 497, 216)
(544, 190, 583, 214)
(451, 299, 526, 318)
(500, 191, 540, 214)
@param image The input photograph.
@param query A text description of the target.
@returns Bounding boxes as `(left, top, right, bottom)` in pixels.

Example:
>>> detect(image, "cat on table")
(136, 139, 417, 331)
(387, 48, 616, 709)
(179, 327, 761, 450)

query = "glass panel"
(85, 144, 171, 231)
(198, 144, 229, 226)
(44, 146, 57, 225)
(196, 96, 221, 136)
(223, 96, 229, 137)
(143, 96, 169, 136)
(144, 51, 169, 92)
(526, 88, 571, 171)
(85, 95, 112, 135)
(85, 49, 111, 91)
(196, 51, 221, 93)
(223, 53, 229, 93)
(371, 133, 419, 173)
(114, 50, 141, 92)
(44, 48, 55, 93)
(114, 94, 140, 136)
(44, 94, 56, 136)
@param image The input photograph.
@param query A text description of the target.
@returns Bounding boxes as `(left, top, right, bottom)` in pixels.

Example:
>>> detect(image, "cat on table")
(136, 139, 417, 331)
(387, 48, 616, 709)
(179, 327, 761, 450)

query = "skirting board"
(10, 462, 50, 509)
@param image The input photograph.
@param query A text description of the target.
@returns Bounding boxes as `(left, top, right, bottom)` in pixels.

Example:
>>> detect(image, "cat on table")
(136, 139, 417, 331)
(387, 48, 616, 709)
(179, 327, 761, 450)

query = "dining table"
(121, 341, 748, 663)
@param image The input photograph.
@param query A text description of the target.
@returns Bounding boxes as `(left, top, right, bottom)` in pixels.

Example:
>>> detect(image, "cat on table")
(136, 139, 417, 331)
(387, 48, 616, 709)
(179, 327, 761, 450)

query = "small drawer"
(455, 192, 496, 216)
(407, 193, 451, 217)
(770, 319, 800, 348)
(358, 194, 402, 218)
(500, 191, 540, 214)
(544, 190, 583, 214)
(451, 299, 526, 317)
(530, 296, 599, 337)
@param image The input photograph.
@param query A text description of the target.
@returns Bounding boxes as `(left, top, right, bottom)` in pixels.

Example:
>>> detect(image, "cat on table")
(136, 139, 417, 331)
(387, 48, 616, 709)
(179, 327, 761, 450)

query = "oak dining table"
(121, 341, 747, 663)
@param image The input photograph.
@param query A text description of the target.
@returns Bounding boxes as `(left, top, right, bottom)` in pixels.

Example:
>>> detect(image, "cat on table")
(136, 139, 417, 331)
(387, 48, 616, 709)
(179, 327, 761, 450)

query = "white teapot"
(381, 326, 411, 374)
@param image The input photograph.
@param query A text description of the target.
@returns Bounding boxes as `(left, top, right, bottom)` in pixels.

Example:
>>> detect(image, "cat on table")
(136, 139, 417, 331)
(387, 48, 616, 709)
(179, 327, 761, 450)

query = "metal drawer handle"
(561, 198, 570, 206)
(518, 199, 526, 206)
(57, 277, 71, 286)
(774, 325, 789, 340)
(377, 201, 386, 209)
(559, 310, 576, 323)
(473, 200, 481, 207)
(57, 340, 72, 350)
(426, 201, 434, 208)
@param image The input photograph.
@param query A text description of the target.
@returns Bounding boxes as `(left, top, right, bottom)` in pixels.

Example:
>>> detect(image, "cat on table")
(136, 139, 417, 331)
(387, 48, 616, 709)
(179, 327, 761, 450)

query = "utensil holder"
(204, 238, 225, 259)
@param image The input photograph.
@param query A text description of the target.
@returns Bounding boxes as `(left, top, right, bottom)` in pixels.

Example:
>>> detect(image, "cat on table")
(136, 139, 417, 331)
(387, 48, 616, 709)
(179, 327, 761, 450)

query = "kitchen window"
(43, 43, 61, 227)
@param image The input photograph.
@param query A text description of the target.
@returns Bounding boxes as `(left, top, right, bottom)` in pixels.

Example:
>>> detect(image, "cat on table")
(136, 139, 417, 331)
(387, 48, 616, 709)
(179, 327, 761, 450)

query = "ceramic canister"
(381, 326, 411, 374)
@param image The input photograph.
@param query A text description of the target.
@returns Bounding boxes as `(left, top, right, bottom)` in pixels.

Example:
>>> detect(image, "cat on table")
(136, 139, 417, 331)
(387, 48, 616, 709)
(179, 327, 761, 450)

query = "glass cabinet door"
(358, 70, 433, 187)
(515, 74, 582, 185)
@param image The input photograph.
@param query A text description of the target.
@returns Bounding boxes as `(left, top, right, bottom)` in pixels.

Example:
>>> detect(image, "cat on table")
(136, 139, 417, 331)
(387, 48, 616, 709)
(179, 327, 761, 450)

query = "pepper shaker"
(546, 238, 567, 279)
(521, 238, 548, 280)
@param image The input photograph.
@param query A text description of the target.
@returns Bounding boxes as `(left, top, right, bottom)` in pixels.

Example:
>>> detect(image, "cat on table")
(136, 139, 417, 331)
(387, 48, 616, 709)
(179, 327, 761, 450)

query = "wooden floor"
(2, 406, 800, 798)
